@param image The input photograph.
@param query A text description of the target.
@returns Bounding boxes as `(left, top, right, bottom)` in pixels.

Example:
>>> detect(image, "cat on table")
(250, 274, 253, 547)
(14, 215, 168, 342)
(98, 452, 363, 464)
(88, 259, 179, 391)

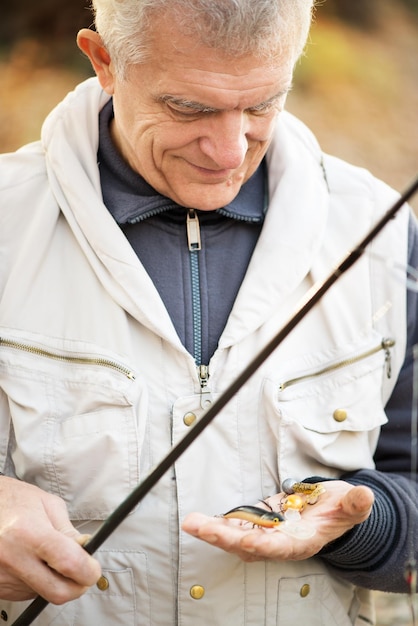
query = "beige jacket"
(0, 78, 410, 624)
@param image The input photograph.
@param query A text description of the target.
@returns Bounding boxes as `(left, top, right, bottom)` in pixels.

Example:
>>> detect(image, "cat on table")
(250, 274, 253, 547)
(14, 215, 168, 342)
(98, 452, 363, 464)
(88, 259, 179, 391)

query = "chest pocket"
(262, 335, 393, 480)
(0, 329, 146, 520)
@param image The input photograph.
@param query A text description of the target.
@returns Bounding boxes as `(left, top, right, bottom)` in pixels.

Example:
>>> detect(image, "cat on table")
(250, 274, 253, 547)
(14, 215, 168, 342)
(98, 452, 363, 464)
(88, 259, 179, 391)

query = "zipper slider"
(198, 364, 212, 409)
(187, 209, 201, 251)
(382, 337, 395, 379)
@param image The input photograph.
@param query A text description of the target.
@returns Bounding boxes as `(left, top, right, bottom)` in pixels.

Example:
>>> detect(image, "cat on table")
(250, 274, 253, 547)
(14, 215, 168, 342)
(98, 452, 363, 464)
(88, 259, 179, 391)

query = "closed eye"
(159, 88, 290, 119)
(247, 93, 288, 116)
(161, 97, 218, 118)
(247, 102, 278, 116)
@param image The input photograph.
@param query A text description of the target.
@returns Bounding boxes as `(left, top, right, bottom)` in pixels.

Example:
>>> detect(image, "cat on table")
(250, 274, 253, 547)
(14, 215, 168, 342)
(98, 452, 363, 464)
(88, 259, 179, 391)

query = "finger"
(42, 493, 79, 537)
(183, 512, 243, 544)
(184, 513, 301, 562)
(16, 555, 92, 605)
(41, 492, 93, 546)
(340, 485, 374, 523)
(182, 513, 281, 562)
(55, 525, 91, 547)
(74, 533, 92, 547)
(182, 511, 209, 534)
(36, 531, 102, 589)
(0, 531, 95, 604)
(40, 496, 102, 586)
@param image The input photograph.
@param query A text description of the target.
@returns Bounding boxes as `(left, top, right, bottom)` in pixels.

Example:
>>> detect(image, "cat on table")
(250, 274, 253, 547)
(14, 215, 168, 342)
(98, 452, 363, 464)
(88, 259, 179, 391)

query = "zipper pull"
(198, 364, 212, 409)
(382, 337, 395, 378)
(187, 209, 201, 251)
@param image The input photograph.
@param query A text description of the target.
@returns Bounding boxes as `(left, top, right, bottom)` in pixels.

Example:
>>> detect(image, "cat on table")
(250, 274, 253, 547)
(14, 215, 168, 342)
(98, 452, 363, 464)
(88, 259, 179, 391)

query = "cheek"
(128, 124, 197, 187)
(114, 115, 172, 170)
(112, 94, 169, 155)
(249, 114, 278, 143)
(149, 123, 200, 154)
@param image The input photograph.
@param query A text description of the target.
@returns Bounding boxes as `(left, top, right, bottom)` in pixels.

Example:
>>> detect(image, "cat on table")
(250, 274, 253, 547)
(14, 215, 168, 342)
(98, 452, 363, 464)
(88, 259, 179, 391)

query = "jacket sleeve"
(318, 212, 418, 592)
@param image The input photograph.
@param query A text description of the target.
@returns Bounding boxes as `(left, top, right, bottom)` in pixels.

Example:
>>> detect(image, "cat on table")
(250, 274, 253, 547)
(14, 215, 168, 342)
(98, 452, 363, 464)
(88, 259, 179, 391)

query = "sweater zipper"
(278, 338, 395, 392)
(0, 336, 136, 380)
(187, 209, 203, 366)
(186, 210, 212, 407)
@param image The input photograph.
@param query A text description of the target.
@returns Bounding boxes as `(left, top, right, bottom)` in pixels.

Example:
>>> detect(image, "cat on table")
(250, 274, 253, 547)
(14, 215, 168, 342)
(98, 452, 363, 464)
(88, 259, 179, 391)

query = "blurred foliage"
(0, 0, 91, 42)
(0, 0, 417, 58)
(319, 0, 418, 28)
(0, 0, 92, 64)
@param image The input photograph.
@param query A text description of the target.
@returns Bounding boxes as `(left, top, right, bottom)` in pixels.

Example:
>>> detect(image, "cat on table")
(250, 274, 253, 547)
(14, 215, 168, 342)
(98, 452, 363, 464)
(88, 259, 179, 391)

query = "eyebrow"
(157, 88, 291, 113)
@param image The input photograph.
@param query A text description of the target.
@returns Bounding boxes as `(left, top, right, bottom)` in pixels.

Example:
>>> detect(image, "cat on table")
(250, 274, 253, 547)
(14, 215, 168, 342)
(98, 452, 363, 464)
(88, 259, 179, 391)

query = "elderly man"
(0, 1, 417, 624)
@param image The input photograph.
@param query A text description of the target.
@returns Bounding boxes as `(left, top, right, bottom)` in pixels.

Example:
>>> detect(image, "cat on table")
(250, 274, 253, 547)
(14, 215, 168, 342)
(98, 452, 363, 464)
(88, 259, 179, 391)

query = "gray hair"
(91, 0, 316, 77)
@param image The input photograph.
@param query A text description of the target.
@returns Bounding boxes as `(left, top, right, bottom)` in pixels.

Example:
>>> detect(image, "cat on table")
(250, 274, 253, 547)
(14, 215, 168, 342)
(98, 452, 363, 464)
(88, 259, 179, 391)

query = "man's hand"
(0, 476, 102, 603)
(182, 481, 374, 562)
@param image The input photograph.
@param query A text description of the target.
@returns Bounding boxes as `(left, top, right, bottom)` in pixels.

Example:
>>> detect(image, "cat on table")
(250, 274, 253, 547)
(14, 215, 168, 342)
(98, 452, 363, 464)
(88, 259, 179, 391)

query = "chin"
(179, 185, 242, 212)
(185, 198, 237, 212)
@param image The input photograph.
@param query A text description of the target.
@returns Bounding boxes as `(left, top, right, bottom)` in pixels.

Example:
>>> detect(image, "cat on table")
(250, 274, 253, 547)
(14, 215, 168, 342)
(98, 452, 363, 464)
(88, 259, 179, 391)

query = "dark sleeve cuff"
(317, 470, 416, 592)
(319, 473, 399, 568)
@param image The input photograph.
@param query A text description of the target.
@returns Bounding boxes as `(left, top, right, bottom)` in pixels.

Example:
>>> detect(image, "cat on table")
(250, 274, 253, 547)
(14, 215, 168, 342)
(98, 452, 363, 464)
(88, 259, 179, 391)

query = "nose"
(198, 111, 249, 170)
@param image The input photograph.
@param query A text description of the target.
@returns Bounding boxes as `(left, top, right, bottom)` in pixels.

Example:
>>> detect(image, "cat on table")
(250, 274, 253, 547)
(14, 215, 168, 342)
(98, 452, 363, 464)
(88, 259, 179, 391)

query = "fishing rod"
(11, 174, 418, 626)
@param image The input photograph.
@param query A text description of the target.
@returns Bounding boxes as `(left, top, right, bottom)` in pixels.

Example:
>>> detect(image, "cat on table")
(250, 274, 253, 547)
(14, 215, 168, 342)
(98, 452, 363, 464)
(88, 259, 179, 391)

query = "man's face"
(109, 18, 294, 210)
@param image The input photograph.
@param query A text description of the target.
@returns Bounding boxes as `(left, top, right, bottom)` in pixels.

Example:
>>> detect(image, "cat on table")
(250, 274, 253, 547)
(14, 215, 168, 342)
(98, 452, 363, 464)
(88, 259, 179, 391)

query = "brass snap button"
(300, 583, 310, 598)
(183, 412, 197, 427)
(96, 576, 110, 591)
(333, 408, 348, 423)
(190, 585, 205, 600)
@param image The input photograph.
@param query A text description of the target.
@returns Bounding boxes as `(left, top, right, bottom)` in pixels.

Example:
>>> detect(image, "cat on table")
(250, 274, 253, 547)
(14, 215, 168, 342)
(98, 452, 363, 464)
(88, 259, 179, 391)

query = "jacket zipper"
(0, 337, 136, 380)
(187, 209, 203, 366)
(278, 338, 395, 392)
(198, 364, 212, 409)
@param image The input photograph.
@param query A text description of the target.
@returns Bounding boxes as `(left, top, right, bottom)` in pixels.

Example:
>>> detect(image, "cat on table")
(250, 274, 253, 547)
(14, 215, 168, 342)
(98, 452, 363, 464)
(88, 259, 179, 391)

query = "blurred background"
(0, 1, 417, 623)
(0, 0, 417, 210)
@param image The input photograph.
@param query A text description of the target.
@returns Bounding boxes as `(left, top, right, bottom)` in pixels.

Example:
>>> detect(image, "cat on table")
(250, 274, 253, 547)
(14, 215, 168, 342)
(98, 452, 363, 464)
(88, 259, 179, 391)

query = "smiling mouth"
(188, 162, 237, 180)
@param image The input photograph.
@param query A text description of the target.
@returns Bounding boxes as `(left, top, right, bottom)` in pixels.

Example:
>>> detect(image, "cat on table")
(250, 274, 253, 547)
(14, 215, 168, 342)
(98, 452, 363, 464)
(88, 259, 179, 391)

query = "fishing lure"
(222, 505, 285, 528)
(281, 479, 326, 505)
(221, 504, 316, 540)
(280, 493, 306, 514)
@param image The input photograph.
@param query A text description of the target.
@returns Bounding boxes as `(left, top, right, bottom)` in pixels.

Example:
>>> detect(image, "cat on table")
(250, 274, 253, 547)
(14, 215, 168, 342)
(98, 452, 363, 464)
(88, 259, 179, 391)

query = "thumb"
(55, 526, 93, 549)
(73, 533, 93, 547)
(340, 485, 374, 523)
(55, 525, 92, 547)
(42, 494, 95, 550)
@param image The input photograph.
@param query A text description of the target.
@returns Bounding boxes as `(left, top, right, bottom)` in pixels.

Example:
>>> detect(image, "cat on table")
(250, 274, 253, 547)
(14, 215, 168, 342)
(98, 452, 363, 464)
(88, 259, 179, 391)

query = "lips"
(187, 161, 236, 182)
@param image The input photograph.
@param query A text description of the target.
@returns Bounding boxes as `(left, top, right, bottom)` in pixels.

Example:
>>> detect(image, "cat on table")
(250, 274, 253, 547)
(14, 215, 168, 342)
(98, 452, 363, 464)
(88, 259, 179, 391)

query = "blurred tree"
(0, 0, 416, 53)
(320, 0, 380, 28)
(320, 0, 417, 27)
(0, 0, 92, 48)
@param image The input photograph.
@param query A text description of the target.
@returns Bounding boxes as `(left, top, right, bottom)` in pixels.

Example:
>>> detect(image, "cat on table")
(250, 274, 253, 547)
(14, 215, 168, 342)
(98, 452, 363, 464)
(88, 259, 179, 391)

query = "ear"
(77, 29, 116, 94)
